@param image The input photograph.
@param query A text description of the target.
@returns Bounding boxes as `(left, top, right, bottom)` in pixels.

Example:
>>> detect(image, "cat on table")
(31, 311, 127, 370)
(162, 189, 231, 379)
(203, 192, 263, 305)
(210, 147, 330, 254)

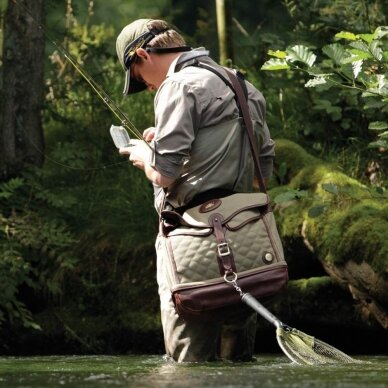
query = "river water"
(0, 354, 386, 387)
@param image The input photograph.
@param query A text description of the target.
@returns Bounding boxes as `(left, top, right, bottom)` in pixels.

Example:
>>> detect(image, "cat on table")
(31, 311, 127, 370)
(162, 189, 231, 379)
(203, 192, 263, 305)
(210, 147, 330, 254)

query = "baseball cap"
(116, 19, 159, 95)
(116, 19, 192, 95)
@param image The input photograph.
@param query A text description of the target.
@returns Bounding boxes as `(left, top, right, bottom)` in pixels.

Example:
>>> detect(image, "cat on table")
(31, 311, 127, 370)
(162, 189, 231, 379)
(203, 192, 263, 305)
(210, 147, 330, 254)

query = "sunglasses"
(123, 28, 168, 69)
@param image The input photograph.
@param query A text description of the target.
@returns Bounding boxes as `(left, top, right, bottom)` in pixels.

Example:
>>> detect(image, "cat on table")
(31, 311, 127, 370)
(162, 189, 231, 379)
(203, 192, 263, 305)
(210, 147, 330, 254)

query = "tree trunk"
(0, 0, 45, 180)
(215, 0, 233, 65)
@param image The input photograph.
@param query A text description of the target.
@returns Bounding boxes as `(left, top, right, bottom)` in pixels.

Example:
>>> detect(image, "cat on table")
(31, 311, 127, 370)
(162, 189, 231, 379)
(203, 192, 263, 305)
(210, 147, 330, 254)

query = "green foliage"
(0, 173, 79, 329)
(262, 27, 388, 154)
(0, 5, 158, 342)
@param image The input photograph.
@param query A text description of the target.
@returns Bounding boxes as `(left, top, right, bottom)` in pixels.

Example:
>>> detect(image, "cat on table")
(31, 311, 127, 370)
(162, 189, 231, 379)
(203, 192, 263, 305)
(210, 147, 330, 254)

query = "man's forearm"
(144, 164, 175, 188)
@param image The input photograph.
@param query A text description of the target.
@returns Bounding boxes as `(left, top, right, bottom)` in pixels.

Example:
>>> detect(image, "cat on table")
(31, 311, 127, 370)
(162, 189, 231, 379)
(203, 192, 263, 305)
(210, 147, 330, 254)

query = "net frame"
(239, 292, 363, 366)
(276, 326, 363, 365)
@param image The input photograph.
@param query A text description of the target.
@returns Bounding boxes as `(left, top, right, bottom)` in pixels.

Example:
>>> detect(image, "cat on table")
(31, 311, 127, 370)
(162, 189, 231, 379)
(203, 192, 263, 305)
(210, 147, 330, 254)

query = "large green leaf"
(369, 40, 384, 61)
(335, 31, 357, 41)
(261, 58, 290, 71)
(349, 40, 370, 54)
(349, 40, 383, 62)
(286, 45, 317, 67)
(349, 49, 373, 60)
(368, 139, 388, 149)
(374, 26, 388, 39)
(322, 43, 346, 65)
(378, 131, 388, 139)
(358, 33, 375, 44)
(369, 121, 388, 131)
(267, 49, 287, 59)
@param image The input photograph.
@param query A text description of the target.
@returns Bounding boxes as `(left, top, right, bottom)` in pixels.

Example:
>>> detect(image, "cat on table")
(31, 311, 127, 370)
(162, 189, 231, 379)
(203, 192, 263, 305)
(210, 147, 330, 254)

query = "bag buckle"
(218, 242, 231, 256)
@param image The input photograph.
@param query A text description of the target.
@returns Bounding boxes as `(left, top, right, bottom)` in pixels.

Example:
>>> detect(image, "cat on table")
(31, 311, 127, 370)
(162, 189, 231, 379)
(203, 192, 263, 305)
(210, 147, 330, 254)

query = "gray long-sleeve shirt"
(150, 49, 275, 212)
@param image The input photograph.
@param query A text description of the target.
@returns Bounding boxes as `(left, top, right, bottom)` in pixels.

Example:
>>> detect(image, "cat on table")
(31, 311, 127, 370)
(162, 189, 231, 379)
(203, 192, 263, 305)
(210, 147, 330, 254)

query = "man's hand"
(119, 139, 150, 170)
(118, 130, 175, 188)
(143, 127, 155, 142)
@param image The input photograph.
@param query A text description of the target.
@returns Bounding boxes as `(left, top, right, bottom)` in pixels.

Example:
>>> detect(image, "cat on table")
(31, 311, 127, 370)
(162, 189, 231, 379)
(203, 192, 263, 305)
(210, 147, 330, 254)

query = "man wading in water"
(116, 19, 275, 362)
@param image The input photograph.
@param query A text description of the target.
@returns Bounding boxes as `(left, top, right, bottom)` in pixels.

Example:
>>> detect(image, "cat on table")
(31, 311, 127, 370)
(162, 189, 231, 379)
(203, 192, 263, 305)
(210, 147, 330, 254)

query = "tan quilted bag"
(160, 192, 288, 321)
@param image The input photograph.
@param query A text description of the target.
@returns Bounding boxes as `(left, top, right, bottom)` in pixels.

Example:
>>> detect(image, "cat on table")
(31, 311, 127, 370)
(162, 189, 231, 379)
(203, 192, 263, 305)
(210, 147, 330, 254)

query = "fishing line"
(10, 0, 148, 171)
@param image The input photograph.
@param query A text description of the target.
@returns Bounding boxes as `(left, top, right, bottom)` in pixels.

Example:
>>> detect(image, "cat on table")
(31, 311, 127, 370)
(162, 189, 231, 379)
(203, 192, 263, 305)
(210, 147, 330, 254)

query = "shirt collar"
(166, 47, 209, 77)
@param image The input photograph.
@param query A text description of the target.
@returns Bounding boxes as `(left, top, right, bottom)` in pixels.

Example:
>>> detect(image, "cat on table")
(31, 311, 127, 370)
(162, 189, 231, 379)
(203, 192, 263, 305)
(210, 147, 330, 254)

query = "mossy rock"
(272, 139, 388, 329)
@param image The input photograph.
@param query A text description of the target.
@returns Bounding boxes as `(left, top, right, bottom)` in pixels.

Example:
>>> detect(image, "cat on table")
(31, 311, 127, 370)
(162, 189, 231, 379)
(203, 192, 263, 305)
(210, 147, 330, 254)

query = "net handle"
(241, 293, 283, 328)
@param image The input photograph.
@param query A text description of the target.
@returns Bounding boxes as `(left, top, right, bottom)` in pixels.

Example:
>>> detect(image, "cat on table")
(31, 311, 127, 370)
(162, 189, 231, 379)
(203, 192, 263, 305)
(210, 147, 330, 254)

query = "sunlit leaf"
(374, 26, 388, 39)
(378, 131, 388, 139)
(335, 31, 357, 41)
(349, 49, 372, 59)
(352, 60, 363, 78)
(261, 59, 290, 71)
(286, 45, 317, 67)
(357, 33, 375, 43)
(305, 76, 327, 87)
(267, 49, 287, 59)
(368, 121, 388, 131)
(341, 55, 366, 64)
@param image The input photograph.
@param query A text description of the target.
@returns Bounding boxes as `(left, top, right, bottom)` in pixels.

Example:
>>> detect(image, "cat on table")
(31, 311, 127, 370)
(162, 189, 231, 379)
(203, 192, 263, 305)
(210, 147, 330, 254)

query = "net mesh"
(276, 327, 362, 365)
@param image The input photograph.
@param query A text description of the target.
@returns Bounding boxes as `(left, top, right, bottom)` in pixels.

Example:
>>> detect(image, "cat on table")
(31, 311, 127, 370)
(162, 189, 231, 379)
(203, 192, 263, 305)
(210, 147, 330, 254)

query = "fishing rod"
(11, 0, 147, 146)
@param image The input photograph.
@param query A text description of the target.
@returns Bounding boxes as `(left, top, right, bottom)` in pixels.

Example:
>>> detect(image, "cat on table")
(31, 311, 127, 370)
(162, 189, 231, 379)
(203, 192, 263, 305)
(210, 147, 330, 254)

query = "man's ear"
(135, 47, 148, 60)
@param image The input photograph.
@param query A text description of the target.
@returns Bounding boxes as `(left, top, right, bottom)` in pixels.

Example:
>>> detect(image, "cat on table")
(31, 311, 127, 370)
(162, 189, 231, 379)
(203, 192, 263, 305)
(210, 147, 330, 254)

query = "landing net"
(276, 327, 362, 365)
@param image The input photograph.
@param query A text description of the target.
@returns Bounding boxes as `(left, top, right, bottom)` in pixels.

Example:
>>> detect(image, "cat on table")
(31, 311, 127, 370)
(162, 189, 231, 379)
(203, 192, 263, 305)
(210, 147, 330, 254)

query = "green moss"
(275, 139, 320, 180)
(321, 201, 388, 277)
(272, 139, 388, 282)
(275, 204, 305, 238)
(289, 276, 335, 294)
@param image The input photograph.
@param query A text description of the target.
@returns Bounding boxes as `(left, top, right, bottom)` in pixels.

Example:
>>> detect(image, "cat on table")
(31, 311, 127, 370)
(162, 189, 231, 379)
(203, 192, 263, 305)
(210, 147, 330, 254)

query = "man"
(116, 19, 275, 362)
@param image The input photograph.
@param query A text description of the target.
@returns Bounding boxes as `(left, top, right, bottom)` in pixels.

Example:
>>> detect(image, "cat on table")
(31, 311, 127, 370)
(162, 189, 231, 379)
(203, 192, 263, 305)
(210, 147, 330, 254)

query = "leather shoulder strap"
(192, 62, 267, 193)
(224, 68, 267, 193)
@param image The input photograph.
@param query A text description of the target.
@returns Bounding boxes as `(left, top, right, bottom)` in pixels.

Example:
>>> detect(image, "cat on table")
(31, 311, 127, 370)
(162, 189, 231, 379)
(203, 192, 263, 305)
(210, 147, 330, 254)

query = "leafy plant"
(262, 27, 388, 151)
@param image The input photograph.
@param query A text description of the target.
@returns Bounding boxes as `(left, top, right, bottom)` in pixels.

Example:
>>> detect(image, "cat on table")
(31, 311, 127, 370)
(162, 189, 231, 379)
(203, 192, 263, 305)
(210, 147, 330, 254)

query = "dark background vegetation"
(0, 0, 386, 355)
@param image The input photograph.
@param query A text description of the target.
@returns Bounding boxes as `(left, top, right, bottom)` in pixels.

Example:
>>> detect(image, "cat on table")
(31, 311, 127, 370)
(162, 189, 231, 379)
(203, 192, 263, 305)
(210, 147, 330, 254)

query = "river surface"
(0, 354, 386, 387)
